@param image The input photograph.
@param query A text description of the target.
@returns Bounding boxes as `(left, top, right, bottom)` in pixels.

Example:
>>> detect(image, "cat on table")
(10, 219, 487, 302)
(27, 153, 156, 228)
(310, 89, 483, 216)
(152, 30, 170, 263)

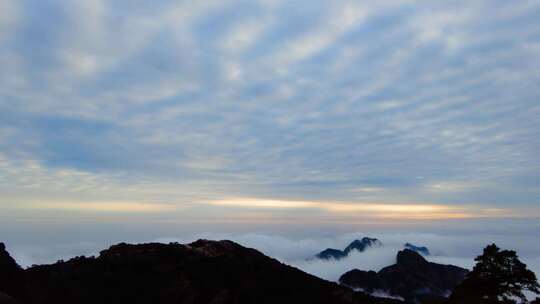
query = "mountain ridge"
(315, 237, 382, 260)
(0, 240, 400, 304)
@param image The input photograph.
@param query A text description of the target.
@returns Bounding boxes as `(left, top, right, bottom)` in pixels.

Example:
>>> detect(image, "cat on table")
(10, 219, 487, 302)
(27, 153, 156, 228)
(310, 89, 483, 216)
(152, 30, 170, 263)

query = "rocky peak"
(341, 249, 468, 303)
(0, 242, 24, 299)
(344, 238, 381, 254)
(100, 242, 185, 257)
(314, 237, 382, 260)
(190, 239, 242, 257)
(0, 243, 19, 271)
(396, 249, 428, 266)
(315, 248, 347, 260)
(404, 243, 430, 256)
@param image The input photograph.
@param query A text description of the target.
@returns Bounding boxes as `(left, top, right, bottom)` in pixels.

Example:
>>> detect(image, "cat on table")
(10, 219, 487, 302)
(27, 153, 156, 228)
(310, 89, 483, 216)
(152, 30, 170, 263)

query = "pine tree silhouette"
(449, 244, 540, 304)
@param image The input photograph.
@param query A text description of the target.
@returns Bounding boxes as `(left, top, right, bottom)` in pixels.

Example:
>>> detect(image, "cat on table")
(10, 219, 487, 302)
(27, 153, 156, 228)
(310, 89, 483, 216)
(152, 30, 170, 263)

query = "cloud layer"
(1, 0, 540, 221)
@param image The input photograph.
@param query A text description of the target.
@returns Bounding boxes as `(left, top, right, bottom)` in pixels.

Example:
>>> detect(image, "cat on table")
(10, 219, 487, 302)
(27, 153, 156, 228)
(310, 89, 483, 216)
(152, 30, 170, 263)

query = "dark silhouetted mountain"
(0, 293, 19, 304)
(0, 240, 401, 304)
(314, 237, 382, 260)
(404, 243, 430, 256)
(344, 238, 382, 255)
(340, 270, 386, 292)
(0, 243, 24, 301)
(315, 248, 347, 260)
(340, 249, 468, 303)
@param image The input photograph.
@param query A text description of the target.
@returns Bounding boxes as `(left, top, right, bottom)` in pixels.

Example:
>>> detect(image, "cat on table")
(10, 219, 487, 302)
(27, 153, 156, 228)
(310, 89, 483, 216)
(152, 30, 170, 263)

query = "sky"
(1, 0, 540, 252)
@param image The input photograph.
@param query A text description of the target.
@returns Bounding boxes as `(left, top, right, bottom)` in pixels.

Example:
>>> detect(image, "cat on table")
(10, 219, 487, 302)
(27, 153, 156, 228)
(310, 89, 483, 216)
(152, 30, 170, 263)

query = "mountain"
(0, 243, 24, 301)
(340, 249, 468, 303)
(0, 240, 401, 304)
(315, 248, 347, 260)
(315, 237, 382, 260)
(344, 238, 382, 255)
(404, 243, 430, 256)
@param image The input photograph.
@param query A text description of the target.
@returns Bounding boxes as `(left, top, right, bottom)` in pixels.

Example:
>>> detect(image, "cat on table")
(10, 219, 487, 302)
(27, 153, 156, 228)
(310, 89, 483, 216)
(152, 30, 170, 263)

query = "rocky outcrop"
(340, 249, 468, 303)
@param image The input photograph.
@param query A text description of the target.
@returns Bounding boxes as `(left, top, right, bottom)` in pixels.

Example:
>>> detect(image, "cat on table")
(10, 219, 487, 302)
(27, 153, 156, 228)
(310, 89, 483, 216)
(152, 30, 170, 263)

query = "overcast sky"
(1, 0, 540, 239)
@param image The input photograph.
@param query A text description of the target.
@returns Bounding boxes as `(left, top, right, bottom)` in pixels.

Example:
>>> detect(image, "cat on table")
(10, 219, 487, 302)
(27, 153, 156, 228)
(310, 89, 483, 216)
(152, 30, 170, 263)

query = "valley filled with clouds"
(5, 219, 540, 285)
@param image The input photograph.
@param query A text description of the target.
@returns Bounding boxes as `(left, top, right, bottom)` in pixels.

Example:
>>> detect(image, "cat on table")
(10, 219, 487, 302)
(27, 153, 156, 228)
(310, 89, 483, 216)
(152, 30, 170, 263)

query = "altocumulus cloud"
(0, 0, 540, 220)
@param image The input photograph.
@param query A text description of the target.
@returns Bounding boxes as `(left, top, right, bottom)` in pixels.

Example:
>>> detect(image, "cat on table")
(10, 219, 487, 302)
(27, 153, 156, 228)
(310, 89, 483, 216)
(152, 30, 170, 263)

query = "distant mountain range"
(315, 237, 382, 260)
(340, 249, 468, 303)
(0, 241, 401, 304)
(314, 237, 430, 260)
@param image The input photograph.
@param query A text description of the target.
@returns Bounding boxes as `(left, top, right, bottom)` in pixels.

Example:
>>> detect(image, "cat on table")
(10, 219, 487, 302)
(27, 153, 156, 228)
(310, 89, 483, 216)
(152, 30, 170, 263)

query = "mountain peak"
(190, 239, 259, 258)
(396, 249, 428, 266)
(0, 243, 19, 270)
(314, 237, 382, 260)
(344, 237, 381, 254)
(315, 248, 347, 260)
(0, 243, 24, 299)
(341, 249, 468, 302)
(404, 243, 430, 256)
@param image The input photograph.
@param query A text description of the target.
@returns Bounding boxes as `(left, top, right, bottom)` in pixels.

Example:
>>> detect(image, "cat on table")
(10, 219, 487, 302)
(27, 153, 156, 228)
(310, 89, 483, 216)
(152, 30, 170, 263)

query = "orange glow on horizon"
(13, 198, 535, 221)
(208, 198, 512, 220)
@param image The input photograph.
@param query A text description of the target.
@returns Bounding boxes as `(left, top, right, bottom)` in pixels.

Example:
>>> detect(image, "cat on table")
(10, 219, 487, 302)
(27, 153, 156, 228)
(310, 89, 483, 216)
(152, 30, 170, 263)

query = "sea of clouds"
(164, 231, 540, 282)
(8, 229, 540, 284)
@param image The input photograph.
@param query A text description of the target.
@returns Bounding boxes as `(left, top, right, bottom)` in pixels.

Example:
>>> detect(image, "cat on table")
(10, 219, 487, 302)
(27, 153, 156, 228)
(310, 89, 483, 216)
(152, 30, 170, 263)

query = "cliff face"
(340, 249, 468, 303)
(0, 240, 400, 304)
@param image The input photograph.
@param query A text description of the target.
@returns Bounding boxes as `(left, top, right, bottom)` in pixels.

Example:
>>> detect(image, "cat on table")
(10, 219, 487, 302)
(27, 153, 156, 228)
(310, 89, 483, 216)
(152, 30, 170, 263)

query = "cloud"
(1, 0, 540, 220)
(221, 17, 274, 54)
(206, 197, 529, 219)
(269, 2, 368, 66)
(205, 231, 540, 283)
(293, 245, 399, 282)
(0, 0, 19, 40)
(22, 201, 176, 213)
